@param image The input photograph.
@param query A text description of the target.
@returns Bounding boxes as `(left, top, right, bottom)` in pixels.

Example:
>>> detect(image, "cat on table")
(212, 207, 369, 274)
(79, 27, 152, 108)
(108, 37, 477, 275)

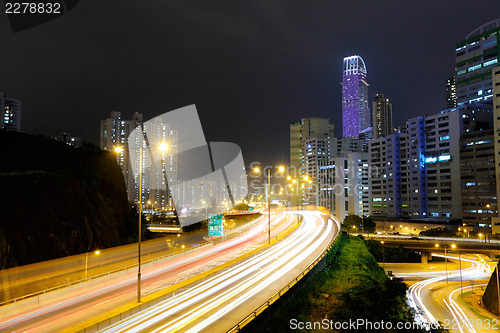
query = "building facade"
(369, 106, 493, 220)
(460, 124, 496, 226)
(1, 92, 21, 132)
(372, 93, 393, 139)
(303, 136, 330, 205)
(455, 19, 500, 106)
(342, 55, 371, 140)
(318, 152, 369, 220)
(330, 137, 364, 156)
(493, 67, 500, 228)
(446, 75, 457, 109)
(369, 134, 403, 218)
(100, 111, 144, 202)
(289, 118, 334, 206)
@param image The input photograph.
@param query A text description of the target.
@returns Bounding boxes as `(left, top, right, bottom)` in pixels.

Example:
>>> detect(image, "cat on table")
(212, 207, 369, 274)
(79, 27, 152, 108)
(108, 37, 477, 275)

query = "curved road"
(0, 210, 337, 333)
(406, 254, 492, 332)
(100, 210, 338, 332)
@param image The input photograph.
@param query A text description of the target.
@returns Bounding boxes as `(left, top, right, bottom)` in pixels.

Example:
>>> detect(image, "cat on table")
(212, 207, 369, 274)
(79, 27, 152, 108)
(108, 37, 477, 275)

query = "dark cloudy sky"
(1, 1, 499, 166)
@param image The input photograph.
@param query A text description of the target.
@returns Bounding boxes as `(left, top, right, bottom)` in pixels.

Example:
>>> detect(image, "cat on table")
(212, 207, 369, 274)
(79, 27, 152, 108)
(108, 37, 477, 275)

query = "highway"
(99, 210, 337, 332)
(400, 254, 493, 332)
(0, 210, 337, 332)
(0, 215, 258, 304)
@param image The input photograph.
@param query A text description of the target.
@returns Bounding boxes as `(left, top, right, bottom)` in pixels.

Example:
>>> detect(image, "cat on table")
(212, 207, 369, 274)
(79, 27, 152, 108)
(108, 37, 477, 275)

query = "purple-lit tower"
(342, 55, 370, 139)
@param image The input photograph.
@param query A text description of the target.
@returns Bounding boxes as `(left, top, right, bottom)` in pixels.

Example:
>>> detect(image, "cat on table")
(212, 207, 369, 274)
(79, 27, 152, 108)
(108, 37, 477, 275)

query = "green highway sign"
(208, 213, 225, 236)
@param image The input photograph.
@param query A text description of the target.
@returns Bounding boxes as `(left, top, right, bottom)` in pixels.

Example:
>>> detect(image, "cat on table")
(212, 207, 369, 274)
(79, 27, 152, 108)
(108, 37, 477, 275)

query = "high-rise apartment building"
(372, 93, 393, 139)
(330, 137, 364, 156)
(0, 92, 21, 131)
(289, 121, 302, 179)
(318, 152, 369, 219)
(303, 137, 330, 205)
(100, 111, 144, 203)
(342, 55, 371, 140)
(446, 75, 457, 109)
(369, 106, 493, 219)
(100, 111, 178, 210)
(289, 118, 334, 206)
(369, 134, 403, 217)
(455, 19, 500, 106)
(460, 122, 496, 226)
(493, 67, 500, 225)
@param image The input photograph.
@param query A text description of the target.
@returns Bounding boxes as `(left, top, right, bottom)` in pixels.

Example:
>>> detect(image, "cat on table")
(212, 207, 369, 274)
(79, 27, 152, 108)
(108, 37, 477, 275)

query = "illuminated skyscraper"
(342, 55, 370, 140)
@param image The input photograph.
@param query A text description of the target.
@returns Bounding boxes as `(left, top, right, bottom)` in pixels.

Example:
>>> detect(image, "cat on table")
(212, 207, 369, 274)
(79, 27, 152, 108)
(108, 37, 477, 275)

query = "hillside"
(0, 130, 130, 268)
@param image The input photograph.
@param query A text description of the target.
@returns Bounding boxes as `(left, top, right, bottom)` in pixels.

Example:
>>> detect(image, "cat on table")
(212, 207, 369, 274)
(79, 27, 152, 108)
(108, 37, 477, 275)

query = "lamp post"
(451, 244, 462, 293)
(201, 200, 208, 220)
(84, 250, 100, 280)
(286, 173, 309, 210)
(254, 165, 284, 244)
(267, 169, 271, 244)
(381, 241, 385, 270)
(115, 142, 168, 303)
(361, 205, 364, 235)
(435, 244, 448, 284)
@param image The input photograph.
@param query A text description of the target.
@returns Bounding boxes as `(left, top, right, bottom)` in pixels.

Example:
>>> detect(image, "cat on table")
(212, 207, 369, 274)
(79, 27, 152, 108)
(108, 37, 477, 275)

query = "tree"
(232, 203, 250, 211)
(419, 227, 457, 237)
(343, 214, 362, 232)
(363, 216, 376, 233)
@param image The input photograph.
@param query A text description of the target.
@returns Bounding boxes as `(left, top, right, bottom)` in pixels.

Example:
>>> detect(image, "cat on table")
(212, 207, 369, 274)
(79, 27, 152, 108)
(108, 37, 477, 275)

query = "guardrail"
(227, 214, 341, 333)
(364, 234, 500, 244)
(0, 213, 270, 308)
(0, 241, 212, 308)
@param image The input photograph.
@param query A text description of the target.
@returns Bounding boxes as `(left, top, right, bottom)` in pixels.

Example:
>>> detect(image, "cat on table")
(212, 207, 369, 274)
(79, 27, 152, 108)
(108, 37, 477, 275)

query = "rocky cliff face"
(0, 130, 130, 268)
(483, 263, 500, 315)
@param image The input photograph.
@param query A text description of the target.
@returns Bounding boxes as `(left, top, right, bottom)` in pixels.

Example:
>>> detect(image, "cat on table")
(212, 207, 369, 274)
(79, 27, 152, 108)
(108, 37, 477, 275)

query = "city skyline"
(1, 2, 499, 166)
(2, 5, 500, 330)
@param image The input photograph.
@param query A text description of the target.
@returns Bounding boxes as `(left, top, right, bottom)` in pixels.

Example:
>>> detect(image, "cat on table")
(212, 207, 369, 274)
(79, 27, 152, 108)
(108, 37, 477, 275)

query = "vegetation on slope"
(248, 234, 447, 332)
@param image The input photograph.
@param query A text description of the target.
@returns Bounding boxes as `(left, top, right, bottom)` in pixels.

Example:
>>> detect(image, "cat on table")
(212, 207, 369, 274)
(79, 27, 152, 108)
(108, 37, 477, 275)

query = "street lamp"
(115, 142, 168, 303)
(479, 233, 484, 242)
(84, 250, 100, 280)
(435, 244, 448, 284)
(451, 243, 462, 293)
(254, 165, 284, 244)
(201, 200, 208, 220)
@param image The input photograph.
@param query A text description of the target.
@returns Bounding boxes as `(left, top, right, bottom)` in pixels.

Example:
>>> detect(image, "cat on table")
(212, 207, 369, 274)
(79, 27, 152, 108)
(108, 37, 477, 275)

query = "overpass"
(361, 234, 500, 256)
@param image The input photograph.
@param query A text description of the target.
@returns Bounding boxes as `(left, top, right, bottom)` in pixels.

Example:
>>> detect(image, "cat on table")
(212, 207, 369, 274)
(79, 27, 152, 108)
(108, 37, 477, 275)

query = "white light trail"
(101, 211, 335, 333)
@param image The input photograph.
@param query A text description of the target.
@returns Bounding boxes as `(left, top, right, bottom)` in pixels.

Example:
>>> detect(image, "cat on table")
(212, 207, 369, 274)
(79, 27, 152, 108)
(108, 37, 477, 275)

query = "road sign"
(208, 214, 225, 236)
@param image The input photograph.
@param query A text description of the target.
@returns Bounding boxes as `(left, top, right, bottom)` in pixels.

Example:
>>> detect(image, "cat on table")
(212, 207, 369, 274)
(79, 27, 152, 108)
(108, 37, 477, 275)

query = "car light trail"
(0, 213, 296, 332)
(0, 211, 336, 333)
(442, 284, 487, 333)
(100, 211, 335, 333)
(407, 254, 490, 331)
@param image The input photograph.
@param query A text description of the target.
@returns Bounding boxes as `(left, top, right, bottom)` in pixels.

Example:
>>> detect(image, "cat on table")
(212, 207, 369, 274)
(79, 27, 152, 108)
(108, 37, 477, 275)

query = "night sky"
(1, 1, 499, 166)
